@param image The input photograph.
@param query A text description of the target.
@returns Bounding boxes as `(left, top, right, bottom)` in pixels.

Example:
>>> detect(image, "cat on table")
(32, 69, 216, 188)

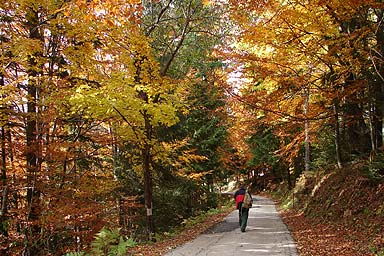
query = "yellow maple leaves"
(62, 0, 181, 148)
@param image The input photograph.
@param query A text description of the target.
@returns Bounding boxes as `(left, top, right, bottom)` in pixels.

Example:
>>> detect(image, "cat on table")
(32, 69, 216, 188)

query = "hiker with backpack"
(234, 184, 253, 232)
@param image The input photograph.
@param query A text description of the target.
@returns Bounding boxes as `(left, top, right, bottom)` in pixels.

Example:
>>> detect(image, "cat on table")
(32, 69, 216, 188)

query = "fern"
(63, 253, 86, 256)
(90, 227, 135, 256)
(64, 227, 135, 256)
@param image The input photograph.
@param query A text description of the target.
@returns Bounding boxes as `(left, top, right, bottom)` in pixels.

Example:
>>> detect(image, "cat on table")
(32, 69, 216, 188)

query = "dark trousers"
(238, 207, 249, 232)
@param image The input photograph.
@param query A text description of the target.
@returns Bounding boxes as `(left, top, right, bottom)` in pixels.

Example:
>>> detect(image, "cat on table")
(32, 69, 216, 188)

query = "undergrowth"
(153, 199, 233, 242)
(64, 227, 136, 256)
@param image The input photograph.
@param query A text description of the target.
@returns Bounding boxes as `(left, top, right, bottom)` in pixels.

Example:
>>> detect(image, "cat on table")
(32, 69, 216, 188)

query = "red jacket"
(234, 188, 246, 209)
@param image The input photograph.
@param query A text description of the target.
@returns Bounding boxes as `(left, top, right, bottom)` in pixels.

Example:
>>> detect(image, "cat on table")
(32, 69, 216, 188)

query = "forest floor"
(277, 166, 384, 256)
(281, 209, 384, 256)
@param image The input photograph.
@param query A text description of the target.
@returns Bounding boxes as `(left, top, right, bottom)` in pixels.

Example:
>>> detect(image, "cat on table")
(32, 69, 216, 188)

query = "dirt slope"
(279, 167, 384, 255)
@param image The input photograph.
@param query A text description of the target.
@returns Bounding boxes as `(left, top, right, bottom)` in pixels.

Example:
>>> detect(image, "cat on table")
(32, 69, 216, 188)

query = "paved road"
(166, 196, 298, 256)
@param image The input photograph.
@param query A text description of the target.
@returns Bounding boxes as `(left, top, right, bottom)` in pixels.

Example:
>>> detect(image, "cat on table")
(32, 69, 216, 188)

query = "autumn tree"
(1, 0, 62, 253)
(226, 0, 384, 183)
(0, 0, 145, 254)
(132, 0, 232, 234)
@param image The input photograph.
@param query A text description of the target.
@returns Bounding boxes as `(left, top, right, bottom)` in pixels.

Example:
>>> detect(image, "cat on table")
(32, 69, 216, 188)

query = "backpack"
(242, 190, 252, 208)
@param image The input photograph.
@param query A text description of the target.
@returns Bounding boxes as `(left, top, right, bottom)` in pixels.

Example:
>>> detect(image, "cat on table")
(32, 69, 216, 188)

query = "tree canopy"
(1, 0, 384, 255)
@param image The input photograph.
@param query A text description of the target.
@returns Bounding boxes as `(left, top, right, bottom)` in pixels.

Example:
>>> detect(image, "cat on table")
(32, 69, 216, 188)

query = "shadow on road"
(166, 196, 298, 256)
(204, 205, 262, 234)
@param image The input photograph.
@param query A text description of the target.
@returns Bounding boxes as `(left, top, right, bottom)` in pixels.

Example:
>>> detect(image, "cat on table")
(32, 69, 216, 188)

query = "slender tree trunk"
(373, 10, 384, 150)
(1, 128, 6, 185)
(0, 127, 8, 246)
(368, 91, 378, 157)
(0, 71, 8, 238)
(143, 111, 154, 238)
(287, 167, 292, 189)
(333, 99, 343, 169)
(303, 87, 310, 172)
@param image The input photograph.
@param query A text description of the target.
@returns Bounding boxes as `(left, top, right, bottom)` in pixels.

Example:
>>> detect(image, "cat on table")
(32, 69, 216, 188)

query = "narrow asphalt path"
(166, 196, 298, 256)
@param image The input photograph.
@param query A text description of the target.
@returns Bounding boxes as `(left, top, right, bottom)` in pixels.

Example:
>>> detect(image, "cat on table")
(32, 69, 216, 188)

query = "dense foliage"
(0, 0, 384, 255)
(227, 0, 384, 183)
(0, 0, 232, 254)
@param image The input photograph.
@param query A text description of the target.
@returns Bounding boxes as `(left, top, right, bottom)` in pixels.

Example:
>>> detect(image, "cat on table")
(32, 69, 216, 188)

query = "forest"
(0, 0, 384, 255)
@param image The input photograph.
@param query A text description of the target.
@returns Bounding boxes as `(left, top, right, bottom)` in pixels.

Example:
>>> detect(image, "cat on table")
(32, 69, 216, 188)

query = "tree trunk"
(0, 66, 7, 237)
(24, 7, 41, 256)
(0, 126, 8, 255)
(287, 167, 292, 189)
(0, 126, 7, 232)
(143, 111, 154, 239)
(143, 144, 154, 238)
(303, 87, 310, 172)
(134, 50, 155, 239)
(333, 99, 343, 169)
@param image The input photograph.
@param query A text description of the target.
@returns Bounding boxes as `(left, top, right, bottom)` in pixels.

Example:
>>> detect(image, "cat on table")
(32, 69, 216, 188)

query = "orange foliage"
(224, 0, 380, 163)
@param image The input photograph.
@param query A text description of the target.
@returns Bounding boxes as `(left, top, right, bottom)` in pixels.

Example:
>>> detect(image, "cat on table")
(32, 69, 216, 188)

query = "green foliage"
(142, 0, 228, 78)
(185, 81, 230, 185)
(64, 228, 135, 256)
(152, 172, 231, 233)
(280, 195, 294, 211)
(153, 178, 201, 231)
(113, 155, 142, 195)
(90, 227, 135, 256)
(363, 153, 384, 181)
(246, 126, 279, 168)
(64, 253, 86, 256)
(311, 125, 337, 169)
(370, 246, 384, 256)
(181, 204, 231, 229)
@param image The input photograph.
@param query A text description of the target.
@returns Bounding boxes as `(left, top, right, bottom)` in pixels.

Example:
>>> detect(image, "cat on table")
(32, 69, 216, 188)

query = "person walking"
(234, 184, 252, 232)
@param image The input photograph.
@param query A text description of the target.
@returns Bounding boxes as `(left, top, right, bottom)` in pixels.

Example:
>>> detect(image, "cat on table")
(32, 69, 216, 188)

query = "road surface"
(166, 196, 298, 256)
